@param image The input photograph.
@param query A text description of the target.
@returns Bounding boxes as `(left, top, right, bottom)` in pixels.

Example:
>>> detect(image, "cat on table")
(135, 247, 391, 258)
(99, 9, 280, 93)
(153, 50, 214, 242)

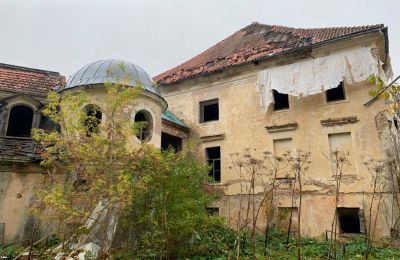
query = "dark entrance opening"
(6, 105, 34, 137)
(161, 132, 182, 152)
(337, 207, 361, 233)
(273, 90, 289, 110)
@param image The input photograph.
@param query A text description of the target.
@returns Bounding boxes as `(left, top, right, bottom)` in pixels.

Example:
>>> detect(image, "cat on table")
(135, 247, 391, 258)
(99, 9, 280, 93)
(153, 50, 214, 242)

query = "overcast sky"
(0, 0, 399, 80)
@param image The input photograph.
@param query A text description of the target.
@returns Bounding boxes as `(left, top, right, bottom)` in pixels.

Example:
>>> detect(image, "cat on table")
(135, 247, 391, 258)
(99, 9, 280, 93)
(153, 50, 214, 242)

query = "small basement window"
(206, 207, 220, 216)
(206, 146, 221, 182)
(273, 90, 289, 110)
(84, 105, 102, 135)
(326, 82, 346, 102)
(134, 110, 153, 143)
(161, 132, 183, 152)
(200, 99, 219, 123)
(337, 207, 361, 234)
(6, 105, 34, 137)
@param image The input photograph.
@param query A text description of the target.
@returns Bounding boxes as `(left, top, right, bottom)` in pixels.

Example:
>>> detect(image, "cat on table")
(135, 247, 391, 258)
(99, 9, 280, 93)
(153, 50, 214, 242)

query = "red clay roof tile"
(0, 64, 62, 98)
(155, 23, 384, 85)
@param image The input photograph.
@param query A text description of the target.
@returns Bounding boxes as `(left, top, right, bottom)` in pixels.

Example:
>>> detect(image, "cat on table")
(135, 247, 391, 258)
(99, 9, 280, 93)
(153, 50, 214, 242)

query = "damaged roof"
(0, 63, 63, 98)
(155, 23, 384, 85)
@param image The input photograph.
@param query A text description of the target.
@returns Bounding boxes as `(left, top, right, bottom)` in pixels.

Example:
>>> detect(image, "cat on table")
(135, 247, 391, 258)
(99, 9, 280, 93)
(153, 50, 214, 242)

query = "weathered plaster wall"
(160, 32, 393, 238)
(64, 86, 166, 149)
(0, 164, 45, 243)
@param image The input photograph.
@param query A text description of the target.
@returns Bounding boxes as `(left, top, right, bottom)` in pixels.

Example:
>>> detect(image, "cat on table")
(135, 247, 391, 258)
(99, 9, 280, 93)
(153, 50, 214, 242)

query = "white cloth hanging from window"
(256, 46, 391, 112)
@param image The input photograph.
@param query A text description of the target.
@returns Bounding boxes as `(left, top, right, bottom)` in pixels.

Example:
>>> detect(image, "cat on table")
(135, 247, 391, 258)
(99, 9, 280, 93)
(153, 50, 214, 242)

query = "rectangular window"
(337, 207, 362, 234)
(161, 132, 182, 152)
(206, 146, 221, 182)
(206, 207, 220, 216)
(200, 99, 219, 123)
(273, 90, 289, 110)
(326, 82, 346, 102)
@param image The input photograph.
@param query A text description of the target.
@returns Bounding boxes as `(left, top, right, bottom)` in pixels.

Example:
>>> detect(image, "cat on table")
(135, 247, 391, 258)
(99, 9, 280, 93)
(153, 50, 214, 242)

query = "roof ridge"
(0, 63, 60, 75)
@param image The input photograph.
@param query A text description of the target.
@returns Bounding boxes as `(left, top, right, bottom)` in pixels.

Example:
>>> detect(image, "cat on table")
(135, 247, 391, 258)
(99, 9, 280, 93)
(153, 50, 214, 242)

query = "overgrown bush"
(112, 145, 220, 259)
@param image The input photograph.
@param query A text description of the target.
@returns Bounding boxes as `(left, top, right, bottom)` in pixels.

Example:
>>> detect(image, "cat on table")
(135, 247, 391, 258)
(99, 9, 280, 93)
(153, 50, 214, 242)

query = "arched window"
(83, 104, 102, 135)
(6, 105, 34, 137)
(134, 110, 152, 142)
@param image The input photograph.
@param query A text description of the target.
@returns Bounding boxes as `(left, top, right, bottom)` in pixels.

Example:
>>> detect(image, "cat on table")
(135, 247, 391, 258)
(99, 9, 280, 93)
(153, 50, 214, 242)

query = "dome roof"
(65, 59, 160, 96)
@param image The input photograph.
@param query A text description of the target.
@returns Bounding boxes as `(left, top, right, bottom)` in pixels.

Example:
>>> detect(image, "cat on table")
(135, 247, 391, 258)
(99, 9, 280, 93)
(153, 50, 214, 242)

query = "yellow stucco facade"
(159, 32, 397, 238)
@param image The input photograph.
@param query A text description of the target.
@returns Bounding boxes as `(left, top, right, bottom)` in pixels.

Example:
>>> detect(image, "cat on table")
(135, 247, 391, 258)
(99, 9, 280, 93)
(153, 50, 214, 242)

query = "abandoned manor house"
(0, 22, 397, 244)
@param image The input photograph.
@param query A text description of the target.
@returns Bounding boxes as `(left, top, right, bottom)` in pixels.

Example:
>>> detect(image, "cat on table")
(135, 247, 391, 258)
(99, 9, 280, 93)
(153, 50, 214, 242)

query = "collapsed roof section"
(155, 23, 386, 86)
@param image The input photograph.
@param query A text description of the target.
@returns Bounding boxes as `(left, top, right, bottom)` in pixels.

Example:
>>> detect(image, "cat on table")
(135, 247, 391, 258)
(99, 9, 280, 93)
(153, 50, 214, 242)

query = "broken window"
(337, 207, 363, 234)
(326, 81, 346, 102)
(206, 146, 221, 182)
(278, 207, 298, 232)
(161, 132, 182, 152)
(84, 104, 102, 135)
(134, 110, 152, 142)
(6, 105, 34, 137)
(273, 90, 289, 110)
(200, 99, 219, 123)
(206, 207, 220, 216)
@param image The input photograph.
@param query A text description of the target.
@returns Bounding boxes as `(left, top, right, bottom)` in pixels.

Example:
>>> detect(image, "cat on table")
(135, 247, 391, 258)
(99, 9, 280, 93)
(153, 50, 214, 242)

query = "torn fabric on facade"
(256, 47, 392, 112)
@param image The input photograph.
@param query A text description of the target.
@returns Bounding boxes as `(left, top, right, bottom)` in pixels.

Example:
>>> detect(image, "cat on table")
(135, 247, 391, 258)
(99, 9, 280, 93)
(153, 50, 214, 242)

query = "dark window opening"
(161, 132, 182, 152)
(39, 115, 60, 133)
(134, 110, 152, 142)
(337, 207, 361, 234)
(84, 105, 102, 135)
(206, 146, 221, 182)
(326, 82, 346, 102)
(200, 99, 219, 123)
(273, 90, 289, 110)
(6, 105, 34, 137)
(206, 207, 220, 216)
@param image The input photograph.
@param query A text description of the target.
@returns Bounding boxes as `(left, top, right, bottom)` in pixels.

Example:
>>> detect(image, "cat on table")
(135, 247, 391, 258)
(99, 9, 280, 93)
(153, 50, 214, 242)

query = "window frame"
(83, 104, 102, 136)
(133, 109, 153, 143)
(199, 98, 219, 123)
(205, 146, 221, 183)
(6, 104, 35, 138)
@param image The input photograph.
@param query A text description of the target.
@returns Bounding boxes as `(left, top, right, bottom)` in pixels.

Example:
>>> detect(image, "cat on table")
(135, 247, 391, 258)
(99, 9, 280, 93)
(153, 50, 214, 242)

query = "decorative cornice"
(265, 122, 297, 132)
(320, 116, 359, 127)
(200, 133, 225, 142)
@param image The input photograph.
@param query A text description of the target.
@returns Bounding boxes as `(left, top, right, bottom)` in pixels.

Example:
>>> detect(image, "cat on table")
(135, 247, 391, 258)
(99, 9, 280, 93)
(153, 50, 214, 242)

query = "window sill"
(3, 136, 32, 140)
(208, 181, 222, 185)
(325, 99, 349, 105)
(199, 120, 219, 126)
(273, 108, 291, 114)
